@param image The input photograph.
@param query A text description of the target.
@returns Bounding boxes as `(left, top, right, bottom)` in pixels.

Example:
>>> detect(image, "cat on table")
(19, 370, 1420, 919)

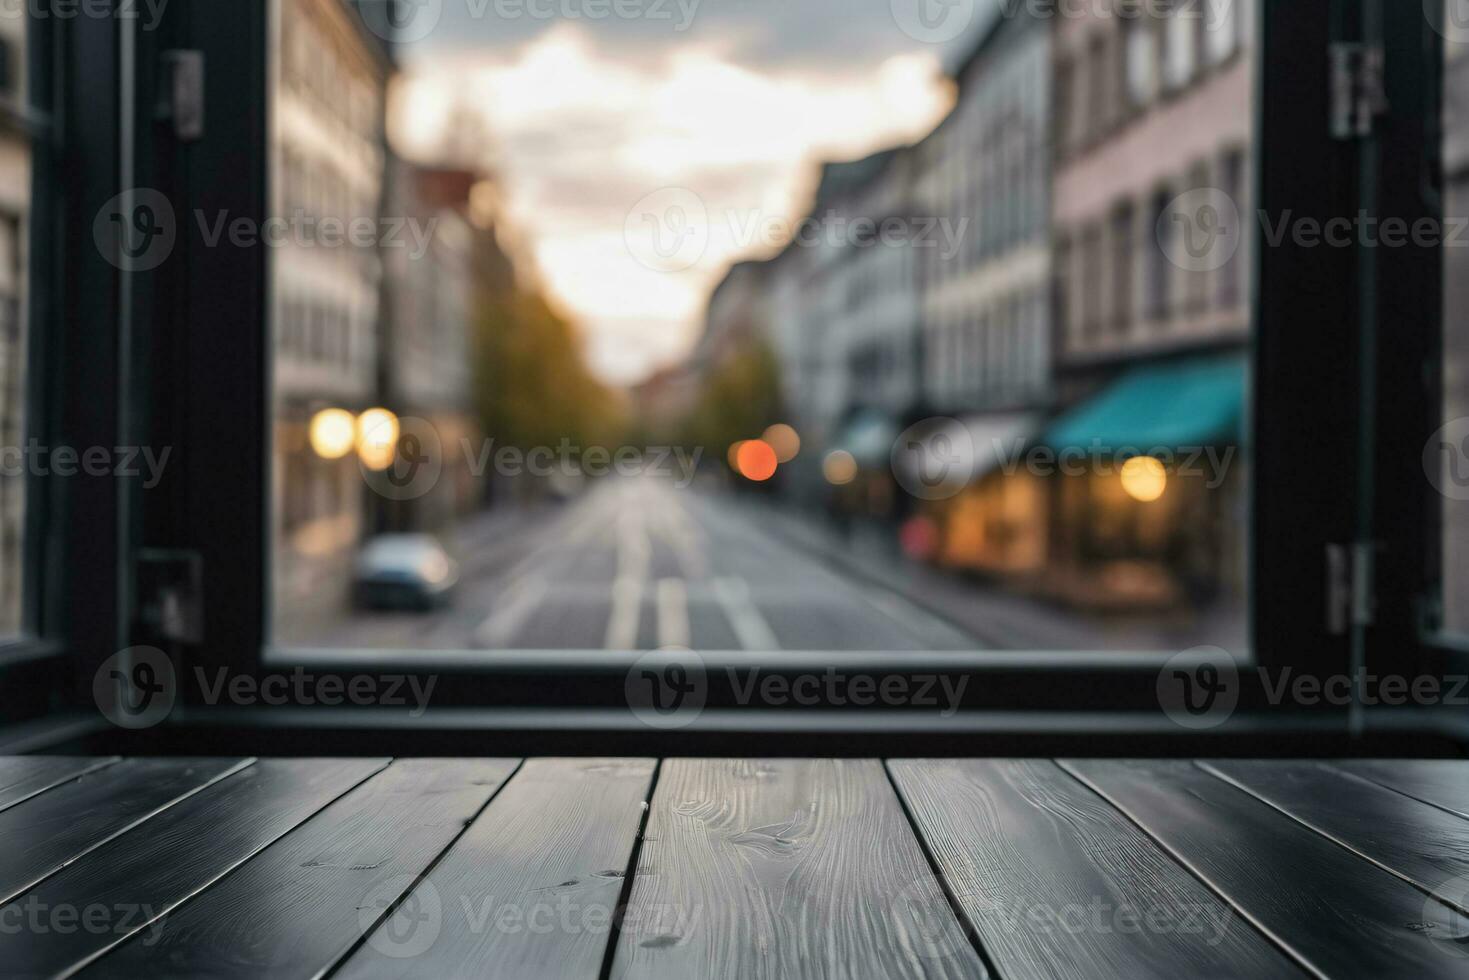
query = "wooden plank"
(609, 758, 990, 980)
(0, 757, 122, 814)
(1335, 759, 1469, 819)
(77, 758, 517, 979)
(888, 759, 1303, 980)
(336, 758, 654, 980)
(0, 757, 387, 979)
(1206, 761, 1469, 912)
(0, 757, 253, 904)
(1063, 759, 1469, 979)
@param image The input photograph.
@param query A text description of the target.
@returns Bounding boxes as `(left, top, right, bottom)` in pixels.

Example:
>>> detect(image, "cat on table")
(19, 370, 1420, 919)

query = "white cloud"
(393, 24, 953, 385)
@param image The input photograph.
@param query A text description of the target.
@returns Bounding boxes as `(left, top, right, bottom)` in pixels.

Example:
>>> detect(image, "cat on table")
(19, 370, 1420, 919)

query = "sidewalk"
(755, 500, 1248, 654)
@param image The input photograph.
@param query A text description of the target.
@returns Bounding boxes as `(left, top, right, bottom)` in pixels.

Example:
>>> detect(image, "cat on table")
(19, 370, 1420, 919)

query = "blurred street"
(284, 477, 977, 652)
(281, 476, 1246, 654)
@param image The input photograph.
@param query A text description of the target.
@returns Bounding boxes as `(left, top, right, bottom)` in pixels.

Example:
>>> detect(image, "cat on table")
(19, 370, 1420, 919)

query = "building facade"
(915, 12, 1052, 418)
(270, 0, 391, 628)
(1049, 0, 1252, 613)
(377, 162, 479, 534)
(910, 10, 1054, 576)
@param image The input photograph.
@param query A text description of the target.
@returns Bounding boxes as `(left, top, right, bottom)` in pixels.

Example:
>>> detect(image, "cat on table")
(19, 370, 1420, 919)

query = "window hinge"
(136, 549, 204, 645)
(1330, 41, 1388, 140)
(1326, 542, 1376, 636)
(156, 50, 205, 143)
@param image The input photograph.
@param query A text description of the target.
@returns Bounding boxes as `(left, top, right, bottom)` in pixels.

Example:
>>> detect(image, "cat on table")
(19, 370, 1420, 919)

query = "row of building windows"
(280, 0, 381, 148)
(1056, 146, 1247, 352)
(924, 43, 1050, 285)
(1055, 0, 1242, 160)
(277, 296, 360, 369)
(279, 148, 379, 257)
(925, 287, 1048, 409)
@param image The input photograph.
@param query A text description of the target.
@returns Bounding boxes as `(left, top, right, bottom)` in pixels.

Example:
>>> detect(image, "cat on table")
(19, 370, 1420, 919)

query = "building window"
(1125, 15, 1160, 108)
(1147, 189, 1174, 322)
(1087, 33, 1110, 141)
(1054, 234, 1072, 353)
(1111, 202, 1135, 333)
(1185, 161, 1212, 313)
(1218, 148, 1247, 309)
(1081, 223, 1103, 339)
(1204, 0, 1240, 66)
(1163, 3, 1200, 91)
(1054, 55, 1075, 159)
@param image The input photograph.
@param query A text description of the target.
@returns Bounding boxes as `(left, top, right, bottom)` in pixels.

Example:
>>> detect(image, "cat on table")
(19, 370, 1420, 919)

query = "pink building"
(1046, 0, 1253, 621)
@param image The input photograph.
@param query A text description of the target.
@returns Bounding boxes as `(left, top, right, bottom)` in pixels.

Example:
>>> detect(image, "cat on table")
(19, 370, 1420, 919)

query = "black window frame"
(23, 0, 1461, 757)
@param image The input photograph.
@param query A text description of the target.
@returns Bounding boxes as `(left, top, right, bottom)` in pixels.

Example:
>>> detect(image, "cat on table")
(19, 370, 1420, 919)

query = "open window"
(7, 0, 1459, 756)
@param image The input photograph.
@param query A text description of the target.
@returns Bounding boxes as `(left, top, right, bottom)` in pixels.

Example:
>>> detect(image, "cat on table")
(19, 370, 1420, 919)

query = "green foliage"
(471, 290, 625, 452)
(684, 341, 784, 463)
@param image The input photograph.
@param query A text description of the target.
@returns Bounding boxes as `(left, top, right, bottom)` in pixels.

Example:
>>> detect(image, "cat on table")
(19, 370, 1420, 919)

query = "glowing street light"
(1120, 455, 1168, 502)
(356, 407, 400, 471)
(823, 449, 858, 486)
(736, 440, 779, 482)
(308, 408, 356, 460)
(761, 423, 801, 463)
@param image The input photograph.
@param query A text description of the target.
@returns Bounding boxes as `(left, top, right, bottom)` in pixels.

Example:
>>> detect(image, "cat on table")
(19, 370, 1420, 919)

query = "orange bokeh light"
(736, 440, 778, 482)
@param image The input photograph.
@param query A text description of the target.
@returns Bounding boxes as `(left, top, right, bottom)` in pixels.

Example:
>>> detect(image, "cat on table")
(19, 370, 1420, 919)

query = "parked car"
(351, 534, 459, 611)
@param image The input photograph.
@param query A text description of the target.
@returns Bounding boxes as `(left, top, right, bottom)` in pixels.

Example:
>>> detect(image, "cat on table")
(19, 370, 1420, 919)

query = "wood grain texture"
(0, 757, 387, 979)
(888, 759, 1302, 980)
(0, 757, 122, 814)
(336, 758, 654, 980)
(77, 758, 518, 980)
(1064, 759, 1469, 979)
(1206, 760, 1469, 911)
(1336, 759, 1469, 819)
(0, 757, 252, 904)
(609, 758, 990, 980)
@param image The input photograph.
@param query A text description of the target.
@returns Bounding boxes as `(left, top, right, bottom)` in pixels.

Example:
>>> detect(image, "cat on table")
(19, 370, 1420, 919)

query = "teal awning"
(1044, 354, 1247, 452)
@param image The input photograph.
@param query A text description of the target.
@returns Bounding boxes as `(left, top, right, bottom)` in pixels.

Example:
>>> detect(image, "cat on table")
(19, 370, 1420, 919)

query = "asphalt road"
(296, 477, 982, 652)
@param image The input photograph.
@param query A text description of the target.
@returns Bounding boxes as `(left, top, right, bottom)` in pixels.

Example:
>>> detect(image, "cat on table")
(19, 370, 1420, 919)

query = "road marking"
(605, 509, 650, 650)
(605, 578, 644, 651)
(648, 486, 709, 580)
(713, 576, 781, 651)
(471, 575, 547, 649)
(655, 578, 690, 649)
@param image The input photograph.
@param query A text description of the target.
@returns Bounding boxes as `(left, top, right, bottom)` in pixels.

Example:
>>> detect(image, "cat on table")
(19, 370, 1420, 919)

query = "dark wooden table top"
(0, 756, 1466, 978)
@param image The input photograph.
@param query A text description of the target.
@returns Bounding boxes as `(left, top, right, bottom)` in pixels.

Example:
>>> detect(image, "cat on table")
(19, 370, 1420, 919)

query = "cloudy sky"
(388, 0, 997, 385)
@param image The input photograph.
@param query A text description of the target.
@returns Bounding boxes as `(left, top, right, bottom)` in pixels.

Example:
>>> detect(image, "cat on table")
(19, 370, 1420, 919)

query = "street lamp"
(308, 408, 356, 460)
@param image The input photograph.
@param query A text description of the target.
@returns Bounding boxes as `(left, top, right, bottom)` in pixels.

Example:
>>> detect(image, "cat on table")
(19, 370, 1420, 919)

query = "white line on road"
(605, 509, 650, 650)
(605, 578, 644, 651)
(471, 575, 548, 649)
(655, 578, 690, 649)
(713, 576, 781, 651)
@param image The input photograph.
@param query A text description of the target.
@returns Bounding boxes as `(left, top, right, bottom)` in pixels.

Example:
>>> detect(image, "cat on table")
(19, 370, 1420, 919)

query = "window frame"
(92, 0, 1456, 749)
